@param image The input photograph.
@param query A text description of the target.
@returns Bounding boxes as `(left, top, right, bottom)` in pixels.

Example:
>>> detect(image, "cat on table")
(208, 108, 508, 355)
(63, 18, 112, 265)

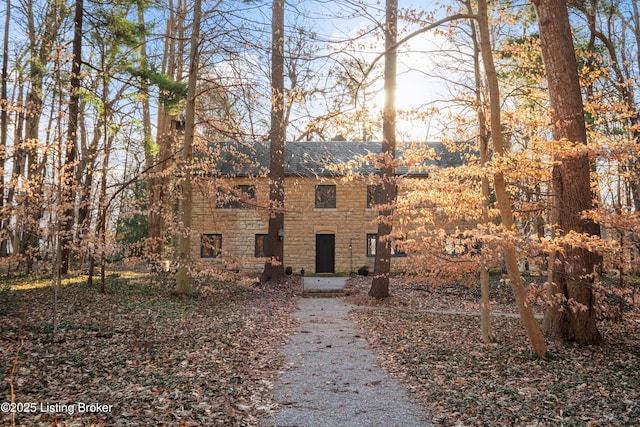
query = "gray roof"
(208, 140, 464, 177)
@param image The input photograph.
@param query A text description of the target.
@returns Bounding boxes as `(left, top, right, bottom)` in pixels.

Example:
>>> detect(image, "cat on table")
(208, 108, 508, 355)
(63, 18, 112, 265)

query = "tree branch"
(358, 13, 475, 93)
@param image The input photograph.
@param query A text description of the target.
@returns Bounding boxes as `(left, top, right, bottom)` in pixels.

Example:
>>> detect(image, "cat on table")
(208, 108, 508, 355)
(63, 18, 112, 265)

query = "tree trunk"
(532, 0, 602, 345)
(138, 1, 153, 196)
(0, 0, 9, 256)
(261, 0, 286, 283)
(17, 0, 65, 270)
(6, 79, 25, 257)
(632, 2, 640, 216)
(95, 45, 113, 292)
(175, 0, 203, 295)
(148, 0, 173, 259)
(76, 101, 99, 269)
(369, 0, 398, 299)
(60, 0, 83, 274)
(136, 0, 155, 261)
(97, 134, 113, 294)
(468, 1, 495, 343)
(478, 0, 547, 357)
(579, 1, 640, 246)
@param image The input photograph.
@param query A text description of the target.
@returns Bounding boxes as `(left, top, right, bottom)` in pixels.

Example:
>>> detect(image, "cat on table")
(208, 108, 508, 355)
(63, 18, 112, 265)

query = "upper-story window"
(218, 185, 256, 209)
(315, 185, 336, 208)
(367, 185, 381, 208)
(367, 184, 398, 209)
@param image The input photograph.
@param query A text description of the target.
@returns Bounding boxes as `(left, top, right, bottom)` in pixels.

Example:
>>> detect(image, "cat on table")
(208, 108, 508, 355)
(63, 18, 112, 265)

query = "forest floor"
(0, 270, 299, 426)
(344, 275, 640, 426)
(1, 270, 639, 426)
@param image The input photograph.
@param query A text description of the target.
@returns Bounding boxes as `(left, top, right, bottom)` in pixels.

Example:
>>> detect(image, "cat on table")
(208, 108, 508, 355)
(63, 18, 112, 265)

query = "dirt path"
(261, 296, 432, 427)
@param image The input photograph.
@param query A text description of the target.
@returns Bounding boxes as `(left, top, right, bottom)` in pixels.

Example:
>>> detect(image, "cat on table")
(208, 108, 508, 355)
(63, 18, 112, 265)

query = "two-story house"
(191, 140, 460, 275)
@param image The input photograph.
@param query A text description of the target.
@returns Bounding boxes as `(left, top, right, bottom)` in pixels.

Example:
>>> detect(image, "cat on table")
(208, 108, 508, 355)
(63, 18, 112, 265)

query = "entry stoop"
(302, 289, 346, 298)
(302, 277, 349, 298)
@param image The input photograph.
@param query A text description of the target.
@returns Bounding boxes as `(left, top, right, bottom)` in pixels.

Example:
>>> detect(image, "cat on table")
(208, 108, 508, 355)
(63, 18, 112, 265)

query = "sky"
(293, 0, 467, 142)
(140, 0, 466, 142)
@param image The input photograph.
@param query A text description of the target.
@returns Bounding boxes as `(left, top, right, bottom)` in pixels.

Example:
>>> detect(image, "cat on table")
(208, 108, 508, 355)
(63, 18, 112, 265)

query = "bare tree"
(369, 0, 398, 299)
(260, 0, 286, 283)
(476, 0, 547, 357)
(465, 0, 495, 344)
(19, 0, 65, 269)
(59, 0, 83, 274)
(0, 0, 9, 254)
(175, 0, 204, 295)
(147, 0, 185, 260)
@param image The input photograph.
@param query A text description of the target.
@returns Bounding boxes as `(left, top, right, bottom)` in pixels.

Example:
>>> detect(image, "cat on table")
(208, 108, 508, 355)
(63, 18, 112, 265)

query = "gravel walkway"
(261, 286, 432, 427)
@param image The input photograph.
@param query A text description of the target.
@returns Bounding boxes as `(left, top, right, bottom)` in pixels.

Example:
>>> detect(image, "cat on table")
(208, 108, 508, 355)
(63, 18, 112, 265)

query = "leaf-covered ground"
(3, 271, 639, 426)
(345, 276, 640, 426)
(1, 271, 299, 427)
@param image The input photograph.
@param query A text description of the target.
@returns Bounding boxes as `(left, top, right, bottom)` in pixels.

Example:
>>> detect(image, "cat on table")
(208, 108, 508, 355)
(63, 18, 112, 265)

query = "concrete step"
(301, 289, 359, 298)
(302, 289, 345, 298)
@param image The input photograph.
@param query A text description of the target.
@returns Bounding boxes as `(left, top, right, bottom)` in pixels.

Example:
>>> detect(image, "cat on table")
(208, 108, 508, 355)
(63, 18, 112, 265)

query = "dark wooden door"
(315, 234, 335, 274)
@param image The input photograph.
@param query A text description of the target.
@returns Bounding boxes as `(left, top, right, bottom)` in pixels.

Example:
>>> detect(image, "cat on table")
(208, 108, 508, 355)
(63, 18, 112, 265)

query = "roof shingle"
(209, 140, 463, 177)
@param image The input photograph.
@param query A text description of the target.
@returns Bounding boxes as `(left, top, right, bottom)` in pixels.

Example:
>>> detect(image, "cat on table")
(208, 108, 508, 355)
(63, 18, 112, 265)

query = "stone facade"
(191, 175, 411, 274)
(190, 140, 461, 275)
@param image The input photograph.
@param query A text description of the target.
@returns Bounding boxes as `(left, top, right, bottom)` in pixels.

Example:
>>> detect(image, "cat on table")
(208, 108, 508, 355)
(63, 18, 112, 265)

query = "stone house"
(191, 140, 459, 275)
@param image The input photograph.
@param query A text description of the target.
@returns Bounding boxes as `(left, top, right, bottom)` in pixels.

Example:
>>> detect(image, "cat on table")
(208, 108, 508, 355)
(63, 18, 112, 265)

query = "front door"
(316, 234, 335, 274)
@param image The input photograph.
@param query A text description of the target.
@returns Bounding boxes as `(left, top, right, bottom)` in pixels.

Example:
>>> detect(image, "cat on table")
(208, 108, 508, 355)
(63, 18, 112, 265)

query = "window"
(366, 234, 406, 257)
(315, 185, 336, 208)
(201, 234, 222, 258)
(218, 185, 256, 209)
(367, 184, 398, 208)
(366, 234, 377, 257)
(367, 185, 381, 208)
(443, 234, 472, 257)
(255, 234, 269, 258)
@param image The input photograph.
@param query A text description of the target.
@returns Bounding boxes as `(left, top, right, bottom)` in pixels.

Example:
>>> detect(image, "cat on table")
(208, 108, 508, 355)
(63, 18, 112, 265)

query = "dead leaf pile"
(1, 272, 299, 427)
(344, 274, 545, 315)
(4, 272, 638, 426)
(346, 276, 640, 426)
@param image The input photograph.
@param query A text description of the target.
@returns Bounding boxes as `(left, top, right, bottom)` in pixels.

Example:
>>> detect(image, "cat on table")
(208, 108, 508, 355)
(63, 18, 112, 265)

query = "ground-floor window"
(201, 234, 222, 258)
(255, 234, 269, 257)
(366, 233, 406, 257)
(366, 234, 377, 257)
